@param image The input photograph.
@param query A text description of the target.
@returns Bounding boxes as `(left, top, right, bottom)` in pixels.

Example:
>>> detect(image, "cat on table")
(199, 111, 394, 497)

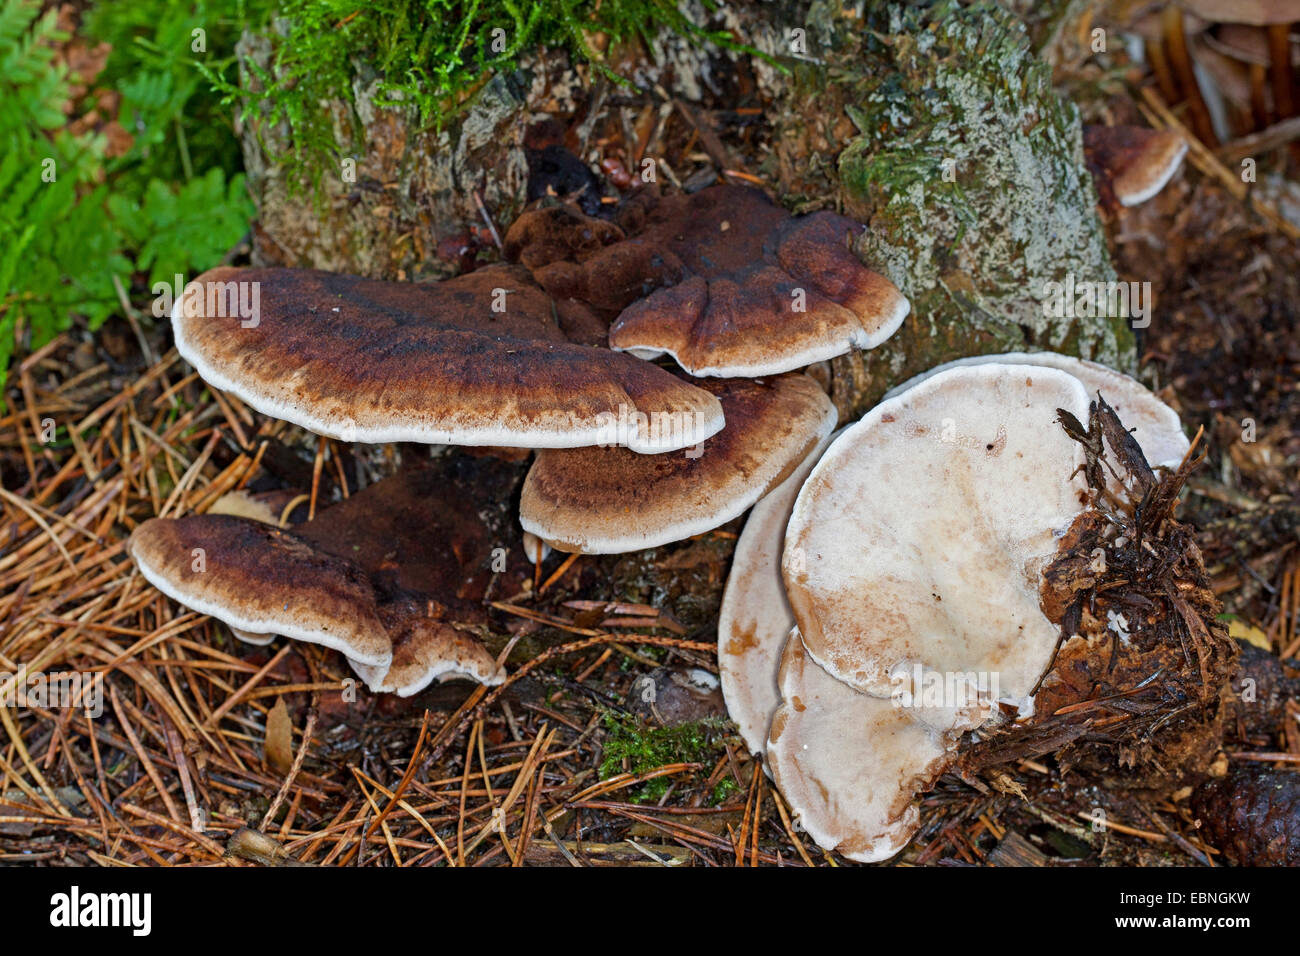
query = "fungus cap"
(128, 515, 393, 668)
(171, 264, 723, 453)
(882, 350, 1189, 469)
(783, 364, 1092, 715)
(206, 489, 283, 526)
(230, 627, 276, 647)
(128, 456, 533, 692)
(521, 373, 836, 554)
(521, 531, 551, 565)
(348, 618, 504, 697)
(717, 428, 840, 756)
(1203, 23, 1274, 66)
(1177, 0, 1300, 26)
(597, 186, 908, 377)
(1083, 125, 1188, 207)
(766, 630, 952, 863)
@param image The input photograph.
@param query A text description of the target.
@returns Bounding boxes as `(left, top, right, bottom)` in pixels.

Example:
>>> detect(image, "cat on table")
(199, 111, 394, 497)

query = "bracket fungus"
(721, 353, 1188, 758)
(171, 263, 722, 453)
(766, 629, 952, 863)
(710, 357, 1203, 861)
(717, 428, 839, 756)
(506, 186, 909, 377)
(130, 514, 396, 669)
(1083, 125, 1189, 208)
(784, 365, 1094, 717)
(129, 457, 531, 696)
(520, 373, 836, 554)
(883, 350, 1190, 470)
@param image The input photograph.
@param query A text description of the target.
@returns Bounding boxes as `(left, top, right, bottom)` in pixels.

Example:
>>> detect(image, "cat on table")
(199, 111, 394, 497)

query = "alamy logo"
(891, 664, 1001, 713)
(0, 667, 103, 718)
(151, 273, 261, 328)
(49, 886, 151, 936)
(595, 404, 711, 456)
(1041, 274, 1152, 328)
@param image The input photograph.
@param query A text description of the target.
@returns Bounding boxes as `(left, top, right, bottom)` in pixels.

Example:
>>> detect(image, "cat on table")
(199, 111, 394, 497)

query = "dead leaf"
(1228, 618, 1271, 650)
(226, 826, 312, 866)
(265, 697, 294, 775)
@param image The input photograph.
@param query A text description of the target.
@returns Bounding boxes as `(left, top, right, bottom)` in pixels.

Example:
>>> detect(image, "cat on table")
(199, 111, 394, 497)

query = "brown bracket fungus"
(129, 457, 532, 695)
(505, 185, 908, 377)
(520, 373, 836, 554)
(347, 613, 505, 697)
(200, 490, 308, 647)
(1083, 125, 1189, 207)
(502, 203, 629, 299)
(171, 263, 722, 453)
(606, 187, 909, 376)
(129, 514, 396, 669)
(1176, 0, 1300, 25)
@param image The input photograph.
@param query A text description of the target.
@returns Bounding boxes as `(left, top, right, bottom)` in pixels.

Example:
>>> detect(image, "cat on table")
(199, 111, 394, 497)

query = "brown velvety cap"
(128, 514, 393, 667)
(502, 204, 626, 272)
(171, 263, 722, 453)
(1083, 125, 1188, 207)
(293, 453, 530, 605)
(349, 613, 504, 695)
(519, 373, 837, 554)
(1177, 0, 1300, 26)
(129, 454, 535, 693)
(603, 186, 908, 376)
(506, 187, 908, 377)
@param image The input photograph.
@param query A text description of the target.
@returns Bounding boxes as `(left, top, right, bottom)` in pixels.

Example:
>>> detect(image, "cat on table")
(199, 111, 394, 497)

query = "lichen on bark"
(768, 0, 1136, 420)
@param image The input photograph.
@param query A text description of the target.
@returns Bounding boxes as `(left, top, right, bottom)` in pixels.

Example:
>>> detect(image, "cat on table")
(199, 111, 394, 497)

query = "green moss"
(709, 776, 739, 805)
(208, 0, 753, 195)
(598, 712, 729, 804)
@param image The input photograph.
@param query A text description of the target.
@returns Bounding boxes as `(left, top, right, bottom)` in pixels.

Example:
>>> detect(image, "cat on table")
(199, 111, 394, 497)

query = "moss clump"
(709, 776, 740, 805)
(598, 712, 729, 803)
(770, 0, 1135, 417)
(214, 0, 746, 194)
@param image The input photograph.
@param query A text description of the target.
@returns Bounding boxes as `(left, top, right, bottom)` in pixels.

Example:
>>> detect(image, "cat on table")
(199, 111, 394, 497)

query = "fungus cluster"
(131, 184, 907, 689)
(131, 456, 530, 696)
(129, 162, 1203, 852)
(520, 374, 837, 554)
(719, 353, 1192, 862)
(169, 263, 724, 453)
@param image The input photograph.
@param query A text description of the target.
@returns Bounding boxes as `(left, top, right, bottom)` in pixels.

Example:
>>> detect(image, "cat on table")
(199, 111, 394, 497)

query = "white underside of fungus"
(713, 355, 1189, 862)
